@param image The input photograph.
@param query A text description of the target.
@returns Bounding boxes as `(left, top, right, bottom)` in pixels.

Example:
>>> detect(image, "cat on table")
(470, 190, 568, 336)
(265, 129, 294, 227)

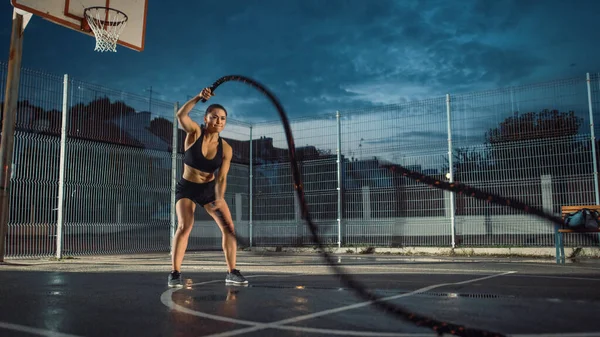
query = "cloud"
(341, 81, 440, 105)
(6, 0, 599, 128)
(184, 0, 559, 122)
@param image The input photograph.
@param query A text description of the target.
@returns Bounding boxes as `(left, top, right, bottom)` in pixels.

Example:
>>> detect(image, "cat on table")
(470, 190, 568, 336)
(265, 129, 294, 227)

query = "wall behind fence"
(2, 61, 600, 258)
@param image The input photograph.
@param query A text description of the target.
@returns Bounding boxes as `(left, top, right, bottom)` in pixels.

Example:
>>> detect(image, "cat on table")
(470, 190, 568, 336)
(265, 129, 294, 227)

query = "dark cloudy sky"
(1, 0, 599, 124)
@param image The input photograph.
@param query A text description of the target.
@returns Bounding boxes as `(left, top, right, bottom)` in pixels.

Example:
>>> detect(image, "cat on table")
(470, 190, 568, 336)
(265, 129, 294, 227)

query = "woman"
(168, 87, 248, 287)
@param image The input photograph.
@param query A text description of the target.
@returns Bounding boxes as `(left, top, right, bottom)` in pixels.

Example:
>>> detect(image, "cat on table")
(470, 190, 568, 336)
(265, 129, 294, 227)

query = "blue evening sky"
(1, 0, 599, 124)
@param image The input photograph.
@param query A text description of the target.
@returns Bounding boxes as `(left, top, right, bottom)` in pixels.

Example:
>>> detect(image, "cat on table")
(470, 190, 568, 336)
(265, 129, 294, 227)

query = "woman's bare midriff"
(182, 131, 218, 184)
(182, 165, 215, 184)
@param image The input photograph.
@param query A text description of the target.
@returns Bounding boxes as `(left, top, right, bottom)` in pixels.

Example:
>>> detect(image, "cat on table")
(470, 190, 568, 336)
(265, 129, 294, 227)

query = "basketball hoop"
(84, 7, 128, 52)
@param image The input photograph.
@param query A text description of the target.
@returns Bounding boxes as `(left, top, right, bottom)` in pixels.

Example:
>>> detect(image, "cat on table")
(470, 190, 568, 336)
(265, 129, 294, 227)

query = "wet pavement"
(1, 251, 600, 337)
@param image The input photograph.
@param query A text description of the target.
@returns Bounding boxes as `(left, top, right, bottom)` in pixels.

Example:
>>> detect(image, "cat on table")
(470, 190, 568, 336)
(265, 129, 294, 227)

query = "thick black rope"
(201, 74, 597, 337)
(381, 164, 568, 226)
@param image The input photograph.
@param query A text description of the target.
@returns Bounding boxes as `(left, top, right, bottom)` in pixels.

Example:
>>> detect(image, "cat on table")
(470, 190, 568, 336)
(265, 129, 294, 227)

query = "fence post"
(235, 193, 242, 223)
(446, 94, 456, 248)
(170, 102, 179, 252)
(56, 74, 69, 259)
(586, 73, 600, 205)
(249, 125, 253, 247)
(336, 111, 342, 248)
(362, 186, 371, 219)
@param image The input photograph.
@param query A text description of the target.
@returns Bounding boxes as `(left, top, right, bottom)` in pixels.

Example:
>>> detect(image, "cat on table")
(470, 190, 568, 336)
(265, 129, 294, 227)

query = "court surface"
(1, 251, 600, 337)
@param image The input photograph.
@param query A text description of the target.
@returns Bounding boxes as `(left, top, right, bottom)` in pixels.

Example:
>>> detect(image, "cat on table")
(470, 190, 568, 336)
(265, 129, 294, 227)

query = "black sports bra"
(183, 128, 223, 173)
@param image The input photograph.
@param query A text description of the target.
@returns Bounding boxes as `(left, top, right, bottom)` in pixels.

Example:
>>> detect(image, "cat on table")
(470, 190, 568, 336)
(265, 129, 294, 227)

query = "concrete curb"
(244, 246, 600, 259)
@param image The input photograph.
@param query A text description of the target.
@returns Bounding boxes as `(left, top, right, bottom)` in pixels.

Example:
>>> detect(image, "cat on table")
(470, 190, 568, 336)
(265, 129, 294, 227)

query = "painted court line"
(512, 333, 600, 337)
(0, 276, 281, 337)
(162, 271, 516, 337)
(507, 274, 600, 282)
(160, 274, 302, 327)
(273, 326, 439, 337)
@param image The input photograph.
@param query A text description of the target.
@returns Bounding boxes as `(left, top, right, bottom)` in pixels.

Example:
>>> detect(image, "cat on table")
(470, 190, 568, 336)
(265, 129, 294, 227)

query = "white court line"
(274, 327, 596, 337)
(0, 321, 84, 337)
(160, 274, 303, 327)
(507, 274, 600, 282)
(512, 333, 600, 337)
(494, 261, 600, 271)
(161, 271, 516, 337)
(274, 325, 439, 336)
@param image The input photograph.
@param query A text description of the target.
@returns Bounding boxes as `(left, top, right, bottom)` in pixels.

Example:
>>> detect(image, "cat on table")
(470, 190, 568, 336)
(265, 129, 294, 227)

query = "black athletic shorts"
(175, 178, 216, 206)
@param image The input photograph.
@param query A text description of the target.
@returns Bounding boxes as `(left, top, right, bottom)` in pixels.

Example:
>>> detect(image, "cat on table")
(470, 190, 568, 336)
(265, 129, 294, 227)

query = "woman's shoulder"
(220, 138, 233, 153)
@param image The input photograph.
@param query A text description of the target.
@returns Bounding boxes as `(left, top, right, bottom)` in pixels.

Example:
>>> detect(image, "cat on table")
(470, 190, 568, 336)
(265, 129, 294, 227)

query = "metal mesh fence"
(60, 79, 176, 255)
(450, 77, 597, 247)
(3, 69, 64, 257)
(339, 98, 451, 247)
(0, 64, 254, 258)
(7, 131, 60, 257)
(251, 118, 339, 246)
(2, 61, 600, 258)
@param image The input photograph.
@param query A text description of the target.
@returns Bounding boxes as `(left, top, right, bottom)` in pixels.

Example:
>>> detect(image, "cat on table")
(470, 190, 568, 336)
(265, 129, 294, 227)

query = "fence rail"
(1, 61, 599, 258)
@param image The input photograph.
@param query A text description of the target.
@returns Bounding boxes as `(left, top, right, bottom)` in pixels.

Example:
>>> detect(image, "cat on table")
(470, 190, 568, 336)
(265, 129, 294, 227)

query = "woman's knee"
(176, 220, 194, 235)
(176, 199, 196, 235)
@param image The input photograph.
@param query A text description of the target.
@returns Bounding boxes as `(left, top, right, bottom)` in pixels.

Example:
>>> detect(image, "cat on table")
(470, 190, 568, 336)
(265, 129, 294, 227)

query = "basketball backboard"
(10, 0, 147, 52)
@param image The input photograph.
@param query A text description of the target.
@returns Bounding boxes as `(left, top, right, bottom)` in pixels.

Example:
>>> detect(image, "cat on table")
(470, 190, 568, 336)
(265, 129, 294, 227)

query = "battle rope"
(200, 74, 596, 336)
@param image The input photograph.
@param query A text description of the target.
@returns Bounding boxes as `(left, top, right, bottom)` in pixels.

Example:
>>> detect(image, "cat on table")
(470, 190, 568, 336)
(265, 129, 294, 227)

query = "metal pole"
(170, 102, 179, 252)
(510, 87, 514, 113)
(0, 12, 24, 262)
(249, 125, 253, 247)
(586, 73, 600, 204)
(446, 94, 456, 248)
(56, 74, 69, 259)
(336, 111, 342, 248)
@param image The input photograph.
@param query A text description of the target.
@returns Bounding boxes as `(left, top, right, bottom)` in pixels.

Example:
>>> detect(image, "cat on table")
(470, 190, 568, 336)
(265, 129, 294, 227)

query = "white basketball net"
(84, 7, 128, 52)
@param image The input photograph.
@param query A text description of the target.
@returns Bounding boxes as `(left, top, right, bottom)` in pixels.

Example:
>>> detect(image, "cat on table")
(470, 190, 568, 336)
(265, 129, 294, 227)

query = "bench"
(555, 205, 600, 264)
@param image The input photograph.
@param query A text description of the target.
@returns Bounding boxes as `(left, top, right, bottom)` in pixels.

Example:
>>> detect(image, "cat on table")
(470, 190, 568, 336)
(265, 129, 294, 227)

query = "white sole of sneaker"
(225, 280, 249, 285)
(168, 284, 184, 288)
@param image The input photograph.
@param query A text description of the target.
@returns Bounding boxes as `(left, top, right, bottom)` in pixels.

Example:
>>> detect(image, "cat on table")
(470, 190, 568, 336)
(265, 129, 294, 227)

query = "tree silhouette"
(482, 109, 585, 179)
(148, 117, 173, 145)
(80, 97, 135, 121)
(451, 147, 493, 181)
(66, 97, 142, 147)
(485, 109, 581, 144)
